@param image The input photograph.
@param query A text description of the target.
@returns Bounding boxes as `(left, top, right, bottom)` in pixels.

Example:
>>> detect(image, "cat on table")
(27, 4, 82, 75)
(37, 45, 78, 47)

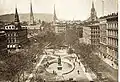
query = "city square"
(0, 0, 118, 82)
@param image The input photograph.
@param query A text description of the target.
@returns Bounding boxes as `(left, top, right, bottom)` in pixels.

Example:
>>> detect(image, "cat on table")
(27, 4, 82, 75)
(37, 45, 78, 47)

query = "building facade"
(99, 17, 107, 58)
(55, 23, 66, 34)
(77, 26, 91, 44)
(4, 25, 28, 49)
(0, 7, 28, 50)
(88, 23, 100, 48)
(106, 13, 118, 65)
(99, 13, 118, 66)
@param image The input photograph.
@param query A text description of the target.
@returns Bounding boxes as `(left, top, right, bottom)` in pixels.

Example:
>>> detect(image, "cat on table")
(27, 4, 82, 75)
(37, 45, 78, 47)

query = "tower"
(30, 0, 34, 25)
(14, 7, 21, 29)
(53, 4, 57, 23)
(90, 1, 97, 21)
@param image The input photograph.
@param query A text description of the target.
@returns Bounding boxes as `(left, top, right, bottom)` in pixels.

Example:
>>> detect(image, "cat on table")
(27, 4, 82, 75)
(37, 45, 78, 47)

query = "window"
(14, 38, 16, 43)
(7, 45, 9, 48)
(11, 33, 14, 36)
(9, 39, 11, 43)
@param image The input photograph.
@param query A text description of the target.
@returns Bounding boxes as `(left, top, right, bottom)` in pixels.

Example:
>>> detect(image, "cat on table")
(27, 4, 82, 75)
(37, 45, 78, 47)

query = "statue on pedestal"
(57, 56, 62, 70)
(58, 56, 62, 66)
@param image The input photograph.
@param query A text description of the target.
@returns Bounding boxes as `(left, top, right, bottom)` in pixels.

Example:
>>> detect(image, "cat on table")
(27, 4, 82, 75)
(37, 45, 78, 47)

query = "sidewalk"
(79, 59, 97, 81)
(97, 53, 118, 70)
(103, 58, 118, 69)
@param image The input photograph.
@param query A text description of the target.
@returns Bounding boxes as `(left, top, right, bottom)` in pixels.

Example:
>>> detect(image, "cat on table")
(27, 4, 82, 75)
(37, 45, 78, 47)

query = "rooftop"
(99, 12, 118, 19)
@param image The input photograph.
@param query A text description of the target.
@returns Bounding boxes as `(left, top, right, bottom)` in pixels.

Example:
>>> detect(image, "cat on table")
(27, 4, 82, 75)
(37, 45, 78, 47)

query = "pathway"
(25, 55, 46, 82)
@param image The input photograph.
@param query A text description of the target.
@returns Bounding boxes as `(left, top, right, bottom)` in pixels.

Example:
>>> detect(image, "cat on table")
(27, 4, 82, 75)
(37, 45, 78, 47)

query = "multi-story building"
(106, 13, 118, 65)
(84, 1, 100, 48)
(99, 13, 118, 66)
(0, 31, 7, 56)
(99, 17, 107, 58)
(4, 25, 28, 49)
(88, 23, 100, 48)
(77, 26, 91, 44)
(55, 23, 66, 34)
(0, 7, 28, 50)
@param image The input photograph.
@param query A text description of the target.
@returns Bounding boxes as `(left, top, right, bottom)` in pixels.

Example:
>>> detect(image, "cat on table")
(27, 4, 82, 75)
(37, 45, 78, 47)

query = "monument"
(57, 56, 62, 70)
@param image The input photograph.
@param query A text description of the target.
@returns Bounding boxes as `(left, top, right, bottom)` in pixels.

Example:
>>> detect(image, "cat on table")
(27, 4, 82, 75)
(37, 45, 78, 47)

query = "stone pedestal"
(57, 65, 62, 70)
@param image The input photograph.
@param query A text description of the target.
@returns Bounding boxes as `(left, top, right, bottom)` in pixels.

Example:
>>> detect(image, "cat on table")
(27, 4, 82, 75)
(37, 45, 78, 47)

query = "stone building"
(106, 13, 118, 65)
(1, 7, 28, 50)
(99, 13, 118, 66)
(77, 26, 91, 44)
(55, 22, 66, 34)
(88, 23, 100, 48)
(99, 17, 107, 58)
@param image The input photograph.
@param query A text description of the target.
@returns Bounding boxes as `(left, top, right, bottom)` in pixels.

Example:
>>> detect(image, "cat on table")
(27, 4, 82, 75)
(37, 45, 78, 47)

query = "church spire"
(15, 7, 20, 23)
(91, 1, 95, 12)
(90, 0, 98, 21)
(92, 1, 94, 9)
(14, 6, 21, 28)
(53, 4, 57, 22)
(30, 0, 34, 25)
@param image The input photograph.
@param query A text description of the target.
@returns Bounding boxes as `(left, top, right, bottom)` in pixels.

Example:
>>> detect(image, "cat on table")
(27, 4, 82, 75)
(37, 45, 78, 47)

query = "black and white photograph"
(0, 0, 118, 82)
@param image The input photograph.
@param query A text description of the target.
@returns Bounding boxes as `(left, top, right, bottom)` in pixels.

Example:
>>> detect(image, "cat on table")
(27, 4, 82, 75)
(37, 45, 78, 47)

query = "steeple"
(30, 0, 34, 25)
(53, 4, 57, 22)
(15, 7, 20, 23)
(91, 1, 95, 12)
(90, 0, 97, 21)
(92, 1, 94, 9)
(14, 6, 21, 28)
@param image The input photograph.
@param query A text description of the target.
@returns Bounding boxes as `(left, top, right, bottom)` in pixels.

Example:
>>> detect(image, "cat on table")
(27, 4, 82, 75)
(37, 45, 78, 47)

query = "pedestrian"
(75, 58, 77, 62)
(53, 70, 54, 74)
(79, 62, 80, 66)
(77, 70, 79, 74)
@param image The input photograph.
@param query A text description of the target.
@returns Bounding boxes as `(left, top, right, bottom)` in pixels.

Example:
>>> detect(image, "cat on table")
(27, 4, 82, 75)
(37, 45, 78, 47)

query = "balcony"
(108, 35, 118, 39)
(107, 44, 118, 50)
(107, 28, 118, 31)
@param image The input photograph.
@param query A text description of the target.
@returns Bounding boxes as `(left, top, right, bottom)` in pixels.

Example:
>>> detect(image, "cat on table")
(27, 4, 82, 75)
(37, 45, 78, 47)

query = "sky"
(0, 0, 118, 20)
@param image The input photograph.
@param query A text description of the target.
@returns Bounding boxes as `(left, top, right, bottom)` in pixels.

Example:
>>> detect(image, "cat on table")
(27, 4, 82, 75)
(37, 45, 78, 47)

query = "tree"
(65, 27, 78, 46)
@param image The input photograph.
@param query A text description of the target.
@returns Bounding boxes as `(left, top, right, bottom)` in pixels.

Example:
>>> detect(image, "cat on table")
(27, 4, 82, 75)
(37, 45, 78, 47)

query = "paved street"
(98, 58, 118, 82)
(63, 61, 90, 81)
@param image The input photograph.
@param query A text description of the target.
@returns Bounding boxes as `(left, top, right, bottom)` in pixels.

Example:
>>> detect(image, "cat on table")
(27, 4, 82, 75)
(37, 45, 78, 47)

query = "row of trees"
(64, 24, 100, 76)
(0, 27, 56, 81)
(73, 43, 102, 77)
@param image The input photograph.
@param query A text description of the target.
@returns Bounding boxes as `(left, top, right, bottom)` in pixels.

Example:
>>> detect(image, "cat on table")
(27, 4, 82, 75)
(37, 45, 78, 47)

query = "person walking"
(77, 70, 80, 74)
